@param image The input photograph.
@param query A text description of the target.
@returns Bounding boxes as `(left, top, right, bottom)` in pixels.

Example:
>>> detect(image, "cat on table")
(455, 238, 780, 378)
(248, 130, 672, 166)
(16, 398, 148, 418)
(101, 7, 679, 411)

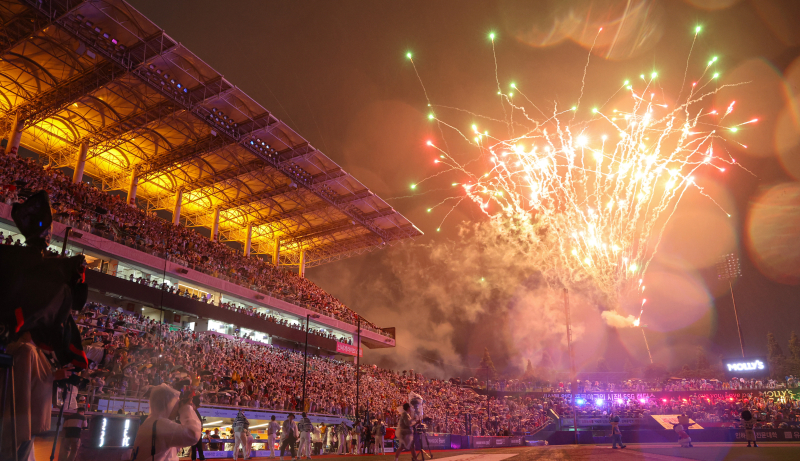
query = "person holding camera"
(2, 331, 74, 461)
(129, 384, 201, 461)
(394, 403, 417, 461)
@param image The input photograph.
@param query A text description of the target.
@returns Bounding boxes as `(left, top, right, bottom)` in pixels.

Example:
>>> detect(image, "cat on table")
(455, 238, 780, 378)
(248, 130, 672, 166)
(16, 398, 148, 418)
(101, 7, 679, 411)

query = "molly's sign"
(723, 357, 768, 375)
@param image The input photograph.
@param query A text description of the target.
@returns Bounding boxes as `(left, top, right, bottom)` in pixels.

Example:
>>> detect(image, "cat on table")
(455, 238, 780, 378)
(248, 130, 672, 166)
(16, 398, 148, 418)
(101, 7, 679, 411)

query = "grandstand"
(0, 0, 421, 352)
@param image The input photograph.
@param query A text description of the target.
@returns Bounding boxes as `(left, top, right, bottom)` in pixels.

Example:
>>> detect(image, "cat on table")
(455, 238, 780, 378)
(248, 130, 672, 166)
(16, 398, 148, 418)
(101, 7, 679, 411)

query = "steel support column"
(172, 188, 183, 225)
(272, 238, 280, 266)
(71, 142, 88, 183)
(4, 113, 24, 156)
(299, 249, 306, 277)
(211, 207, 221, 241)
(127, 168, 139, 206)
(244, 222, 253, 256)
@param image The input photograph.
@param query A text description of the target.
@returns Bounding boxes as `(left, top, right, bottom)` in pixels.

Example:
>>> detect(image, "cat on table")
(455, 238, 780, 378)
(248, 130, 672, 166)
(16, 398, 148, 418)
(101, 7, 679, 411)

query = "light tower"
(717, 253, 745, 358)
(564, 288, 578, 443)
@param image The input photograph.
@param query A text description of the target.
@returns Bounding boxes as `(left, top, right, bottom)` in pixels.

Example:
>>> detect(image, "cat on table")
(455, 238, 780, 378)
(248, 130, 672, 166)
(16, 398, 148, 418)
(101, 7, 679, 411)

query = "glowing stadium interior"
(0, 0, 422, 270)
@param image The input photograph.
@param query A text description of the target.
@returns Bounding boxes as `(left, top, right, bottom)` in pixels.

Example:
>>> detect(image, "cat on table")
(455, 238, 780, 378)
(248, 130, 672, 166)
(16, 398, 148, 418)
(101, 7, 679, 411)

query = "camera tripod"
(0, 352, 19, 461)
(414, 425, 433, 460)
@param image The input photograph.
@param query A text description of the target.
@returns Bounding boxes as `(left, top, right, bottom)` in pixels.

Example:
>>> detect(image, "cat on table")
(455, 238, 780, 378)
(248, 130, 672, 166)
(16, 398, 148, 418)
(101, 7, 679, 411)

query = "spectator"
(58, 407, 87, 461)
(129, 384, 201, 461)
(190, 396, 206, 461)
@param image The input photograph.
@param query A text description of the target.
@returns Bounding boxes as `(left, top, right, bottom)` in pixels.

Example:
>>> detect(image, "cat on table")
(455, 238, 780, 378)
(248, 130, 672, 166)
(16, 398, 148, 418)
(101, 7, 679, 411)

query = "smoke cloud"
(600, 310, 638, 328)
(310, 221, 610, 379)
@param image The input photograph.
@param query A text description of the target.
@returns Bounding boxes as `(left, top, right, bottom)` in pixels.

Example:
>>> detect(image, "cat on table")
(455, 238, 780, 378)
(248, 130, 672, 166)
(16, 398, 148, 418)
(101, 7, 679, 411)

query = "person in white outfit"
(336, 422, 349, 455)
(373, 420, 385, 455)
(311, 424, 322, 456)
(326, 425, 334, 453)
(232, 410, 250, 460)
(297, 412, 313, 459)
(245, 429, 254, 458)
(268, 415, 281, 458)
(129, 384, 201, 461)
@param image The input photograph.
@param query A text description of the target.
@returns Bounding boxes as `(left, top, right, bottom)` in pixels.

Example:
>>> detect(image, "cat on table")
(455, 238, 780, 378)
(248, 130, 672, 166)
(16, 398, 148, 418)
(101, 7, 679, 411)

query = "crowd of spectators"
(542, 392, 800, 429)
(479, 376, 799, 393)
(55, 298, 800, 442)
(122, 276, 354, 343)
(0, 154, 386, 335)
(74, 303, 550, 436)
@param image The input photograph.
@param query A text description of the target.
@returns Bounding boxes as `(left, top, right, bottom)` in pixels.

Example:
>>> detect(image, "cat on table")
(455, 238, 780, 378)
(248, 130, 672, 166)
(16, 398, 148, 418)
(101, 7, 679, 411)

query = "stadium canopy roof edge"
(0, 0, 423, 268)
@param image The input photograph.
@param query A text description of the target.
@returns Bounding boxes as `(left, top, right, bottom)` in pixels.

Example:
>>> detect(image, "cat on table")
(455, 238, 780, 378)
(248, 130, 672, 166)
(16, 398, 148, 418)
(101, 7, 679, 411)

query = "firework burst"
(409, 29, 755, 320)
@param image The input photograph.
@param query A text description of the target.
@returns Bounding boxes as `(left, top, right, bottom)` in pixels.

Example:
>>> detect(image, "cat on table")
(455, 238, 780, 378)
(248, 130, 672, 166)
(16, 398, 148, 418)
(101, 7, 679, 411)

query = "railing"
(83, 386, 358, 420)
(49, 213, 392, 338)
(83, 275, 356, 344)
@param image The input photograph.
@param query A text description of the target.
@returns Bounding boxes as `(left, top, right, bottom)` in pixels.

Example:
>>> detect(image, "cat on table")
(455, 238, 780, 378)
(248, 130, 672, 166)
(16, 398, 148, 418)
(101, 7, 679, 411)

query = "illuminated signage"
(90, 416, 140, 448)
(723, 357, 768, 375)
(122, 419, 131, 447)
(336, 342, 363, 357)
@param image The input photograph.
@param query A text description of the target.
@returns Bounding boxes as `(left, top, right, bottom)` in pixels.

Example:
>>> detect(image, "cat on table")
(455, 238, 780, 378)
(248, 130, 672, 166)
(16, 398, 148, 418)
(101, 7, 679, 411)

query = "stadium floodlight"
(716, 253, 741, 281)
(716, 253, 745, 358)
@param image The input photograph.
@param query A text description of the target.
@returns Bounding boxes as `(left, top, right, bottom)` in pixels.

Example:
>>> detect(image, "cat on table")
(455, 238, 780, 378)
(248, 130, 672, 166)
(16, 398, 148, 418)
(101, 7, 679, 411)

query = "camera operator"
(129, 384, 201, 461)
(1, 191, 90, 461)
(393, 403, 417, 461)
(2, 331, 74, 460)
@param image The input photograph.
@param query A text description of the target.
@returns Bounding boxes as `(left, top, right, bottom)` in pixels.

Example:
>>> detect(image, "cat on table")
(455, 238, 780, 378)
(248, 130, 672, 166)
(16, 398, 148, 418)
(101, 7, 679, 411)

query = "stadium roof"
(0, 0, 422, 267)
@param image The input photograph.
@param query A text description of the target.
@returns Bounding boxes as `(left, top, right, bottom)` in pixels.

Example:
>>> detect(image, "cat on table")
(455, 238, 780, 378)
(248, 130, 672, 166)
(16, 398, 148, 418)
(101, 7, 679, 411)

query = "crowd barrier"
(456, 435, 525, 448)
(93, 398, 352, 425)
(538, 428, 800, 445)
(56, 412, 528, 461)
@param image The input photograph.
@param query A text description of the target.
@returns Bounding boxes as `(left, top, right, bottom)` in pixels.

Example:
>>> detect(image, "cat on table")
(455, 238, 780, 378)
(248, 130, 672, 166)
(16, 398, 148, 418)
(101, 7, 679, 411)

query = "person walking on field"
(245, 429, 254, 459)
(280, 413, 299, 460)
(298, 412, 313, 459)
(233, 410, 250, 460)
(610, 412, 626, 449)
(268, 415, 281, 458)
(394, 403, 417, 461)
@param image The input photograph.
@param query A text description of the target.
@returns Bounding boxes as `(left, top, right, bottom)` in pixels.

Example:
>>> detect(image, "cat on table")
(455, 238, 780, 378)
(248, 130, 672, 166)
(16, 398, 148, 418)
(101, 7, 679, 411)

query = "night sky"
(127, 0, 800, 379)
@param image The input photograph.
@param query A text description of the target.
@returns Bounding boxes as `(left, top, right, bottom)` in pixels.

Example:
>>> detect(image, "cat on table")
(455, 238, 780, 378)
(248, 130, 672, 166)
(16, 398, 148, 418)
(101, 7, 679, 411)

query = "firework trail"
(407, 28, 755, 324)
